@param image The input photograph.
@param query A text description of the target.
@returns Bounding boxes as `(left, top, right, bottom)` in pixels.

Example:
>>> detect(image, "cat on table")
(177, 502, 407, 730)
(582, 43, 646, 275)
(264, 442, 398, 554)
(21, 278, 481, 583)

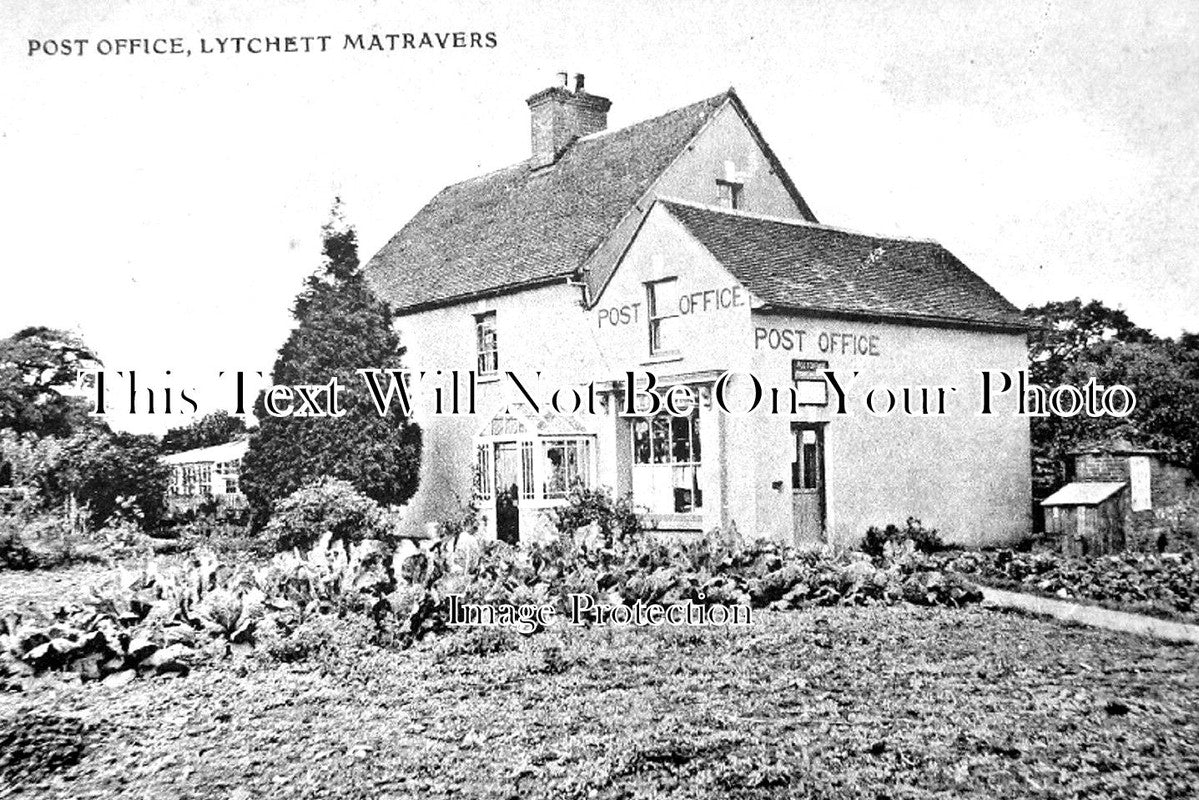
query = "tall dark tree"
(161, 410, 248, 455)
(1023, 298, 1199, 473)
(240, 200, 422, 528)
(0, 326, 101, 437)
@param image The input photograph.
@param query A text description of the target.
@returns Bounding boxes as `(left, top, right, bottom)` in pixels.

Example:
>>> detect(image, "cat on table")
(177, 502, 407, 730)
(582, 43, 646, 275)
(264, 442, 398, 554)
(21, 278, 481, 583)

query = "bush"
(551, 487, 643, 548)
(861, 518, 944, 560)
(169, 517, 271, 560)
(256, 609, 380, 667)
(0, 513, 109, 571)
(41, 429, 169, 530)
(264, 478, 396, 553)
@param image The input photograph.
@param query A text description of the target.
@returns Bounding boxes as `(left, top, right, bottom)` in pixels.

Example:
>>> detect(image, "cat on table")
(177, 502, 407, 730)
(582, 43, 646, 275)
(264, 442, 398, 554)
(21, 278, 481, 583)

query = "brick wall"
(1069, 452, 1198, 552)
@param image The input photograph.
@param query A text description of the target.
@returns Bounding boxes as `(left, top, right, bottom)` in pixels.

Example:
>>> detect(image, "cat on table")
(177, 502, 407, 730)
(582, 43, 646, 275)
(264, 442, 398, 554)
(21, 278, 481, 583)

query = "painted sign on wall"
(755, 326, 881, 356)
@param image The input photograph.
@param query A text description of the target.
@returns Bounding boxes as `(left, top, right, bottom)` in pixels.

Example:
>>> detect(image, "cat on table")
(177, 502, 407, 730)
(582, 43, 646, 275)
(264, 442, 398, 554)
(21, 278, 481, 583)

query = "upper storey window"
(475, 311, 498, 375)
(716, 178, 743, 210)
(645, 277, 679, 356)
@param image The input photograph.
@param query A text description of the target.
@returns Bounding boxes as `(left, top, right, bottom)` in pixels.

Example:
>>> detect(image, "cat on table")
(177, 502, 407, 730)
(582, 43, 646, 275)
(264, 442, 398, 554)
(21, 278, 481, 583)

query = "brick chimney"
(526, 73, 612, 168)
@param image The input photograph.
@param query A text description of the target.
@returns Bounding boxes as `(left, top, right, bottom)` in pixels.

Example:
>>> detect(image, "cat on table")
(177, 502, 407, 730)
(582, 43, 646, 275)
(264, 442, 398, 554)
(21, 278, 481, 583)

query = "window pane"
(633, 419, 651, 464)
(671, 414, 691, 463)
(543, 442, 565, 497)
(651, 416, 670, 463)
(672, 465, 695, 512)
(689, 411, 702, 463)
(655, 315, 677, 353)
(578, 441, 592, 489)
(476, 313, 497, 374)
(521, 441, 535, 499)
(802, 440, 819, 490)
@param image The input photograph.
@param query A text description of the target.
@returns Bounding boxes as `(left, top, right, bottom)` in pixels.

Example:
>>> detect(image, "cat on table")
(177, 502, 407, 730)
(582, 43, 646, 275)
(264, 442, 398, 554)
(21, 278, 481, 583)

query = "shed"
(1041, 482, 1127, 556)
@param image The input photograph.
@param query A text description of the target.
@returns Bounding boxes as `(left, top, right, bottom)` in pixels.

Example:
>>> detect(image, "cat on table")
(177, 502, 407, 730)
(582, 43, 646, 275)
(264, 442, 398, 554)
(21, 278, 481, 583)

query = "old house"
(365, 74, 1032, 547)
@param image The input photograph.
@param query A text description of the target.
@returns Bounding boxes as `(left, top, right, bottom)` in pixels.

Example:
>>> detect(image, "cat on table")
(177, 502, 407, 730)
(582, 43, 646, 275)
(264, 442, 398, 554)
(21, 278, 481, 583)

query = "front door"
(791, 424, 826, 546)
(494, 442, 521, 544)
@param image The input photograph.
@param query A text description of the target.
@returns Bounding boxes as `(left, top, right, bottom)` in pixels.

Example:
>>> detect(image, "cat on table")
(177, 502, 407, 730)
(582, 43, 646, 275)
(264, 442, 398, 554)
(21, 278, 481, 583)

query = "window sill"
(477, 373, 501, 384)
(642, 512, 704, 531)
(641, 351, 683, 367)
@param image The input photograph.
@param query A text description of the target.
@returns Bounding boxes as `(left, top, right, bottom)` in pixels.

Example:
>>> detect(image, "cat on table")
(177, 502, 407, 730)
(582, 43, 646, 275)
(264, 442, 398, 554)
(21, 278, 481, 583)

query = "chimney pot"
(557, 71, 569, 88)
(574, 73, 585, 93)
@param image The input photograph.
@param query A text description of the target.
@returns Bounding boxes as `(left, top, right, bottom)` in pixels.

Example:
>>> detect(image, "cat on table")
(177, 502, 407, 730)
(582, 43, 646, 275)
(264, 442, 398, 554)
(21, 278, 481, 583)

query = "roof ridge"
(574, 89, 730, 144)
(657, 197, 941, 246)
(427, 91, 731, 194)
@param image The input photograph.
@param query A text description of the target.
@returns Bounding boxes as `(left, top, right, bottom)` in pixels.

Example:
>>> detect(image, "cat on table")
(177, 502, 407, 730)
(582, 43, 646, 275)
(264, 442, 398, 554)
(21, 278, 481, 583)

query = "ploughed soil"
(2, 597, 1197, 800)
(0, 564, 112, 611)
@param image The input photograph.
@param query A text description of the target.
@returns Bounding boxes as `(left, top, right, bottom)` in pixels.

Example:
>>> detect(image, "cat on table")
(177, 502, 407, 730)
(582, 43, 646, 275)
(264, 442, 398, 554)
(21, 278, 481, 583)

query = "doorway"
(494, 442, 521, 544)
(791, 423, 826, 546)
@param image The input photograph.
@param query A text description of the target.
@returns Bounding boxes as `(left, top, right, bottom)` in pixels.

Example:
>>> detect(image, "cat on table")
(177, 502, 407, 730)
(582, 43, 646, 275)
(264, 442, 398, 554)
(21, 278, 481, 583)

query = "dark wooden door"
(494, 443, 520, 544)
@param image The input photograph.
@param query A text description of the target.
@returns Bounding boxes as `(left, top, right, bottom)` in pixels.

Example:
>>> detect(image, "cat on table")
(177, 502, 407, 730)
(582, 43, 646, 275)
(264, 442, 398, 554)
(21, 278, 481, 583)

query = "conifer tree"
(241, 200, 421, 528)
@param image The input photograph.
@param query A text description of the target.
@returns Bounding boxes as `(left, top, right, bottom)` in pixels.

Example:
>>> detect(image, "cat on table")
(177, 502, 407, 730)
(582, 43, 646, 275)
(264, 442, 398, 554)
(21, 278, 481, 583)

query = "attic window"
(716, 179, 743, 210)
(475, 311, 498, 375)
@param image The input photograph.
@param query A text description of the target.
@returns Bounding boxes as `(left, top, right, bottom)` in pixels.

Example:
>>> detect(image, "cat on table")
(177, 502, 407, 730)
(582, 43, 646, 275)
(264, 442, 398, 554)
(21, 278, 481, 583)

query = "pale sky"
(2, 0, 1196, 434)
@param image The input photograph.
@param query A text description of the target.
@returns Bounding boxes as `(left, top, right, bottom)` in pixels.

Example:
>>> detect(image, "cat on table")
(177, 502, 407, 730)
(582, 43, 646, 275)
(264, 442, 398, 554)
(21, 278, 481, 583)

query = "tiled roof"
(660, 201, 1026, 329)
(366, 92, 732, 313)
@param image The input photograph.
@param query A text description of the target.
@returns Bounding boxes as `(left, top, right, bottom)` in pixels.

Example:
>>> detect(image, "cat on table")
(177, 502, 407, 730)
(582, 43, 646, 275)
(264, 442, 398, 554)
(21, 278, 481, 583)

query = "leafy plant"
(264, 477, 396, 553)
(861, 518, 944, 560)
(551, 487, 643, 549)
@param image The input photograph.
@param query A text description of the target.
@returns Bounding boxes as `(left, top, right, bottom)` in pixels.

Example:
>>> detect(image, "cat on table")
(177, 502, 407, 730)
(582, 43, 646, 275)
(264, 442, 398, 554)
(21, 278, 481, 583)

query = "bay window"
(631, 404, 702, 513)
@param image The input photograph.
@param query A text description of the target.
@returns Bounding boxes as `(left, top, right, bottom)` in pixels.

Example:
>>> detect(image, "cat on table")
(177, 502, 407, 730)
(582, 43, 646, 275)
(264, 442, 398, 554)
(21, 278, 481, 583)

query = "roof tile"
(660, 201, 1025, 329)
(366, 93, 729, 312)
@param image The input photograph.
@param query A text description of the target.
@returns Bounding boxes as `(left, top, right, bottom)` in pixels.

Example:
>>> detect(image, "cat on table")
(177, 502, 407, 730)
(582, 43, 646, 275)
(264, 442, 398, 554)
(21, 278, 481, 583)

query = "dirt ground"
(2, 600, 1197, 800)
(0, 564, 113, 612)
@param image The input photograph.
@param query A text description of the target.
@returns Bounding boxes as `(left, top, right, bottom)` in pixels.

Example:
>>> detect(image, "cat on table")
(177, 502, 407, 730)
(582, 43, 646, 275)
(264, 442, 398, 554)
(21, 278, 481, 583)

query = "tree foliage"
(0, 327, 101, 437)
(1024, 298, 1199, 471)
(240, 200, 422, 528)
(41, 428, 170, 529)
(160, 410, 247, 455)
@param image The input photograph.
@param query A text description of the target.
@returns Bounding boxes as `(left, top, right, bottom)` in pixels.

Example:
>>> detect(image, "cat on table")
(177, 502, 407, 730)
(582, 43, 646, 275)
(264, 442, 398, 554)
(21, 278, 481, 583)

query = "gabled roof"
(365, 90, 813, 314)
(659, 200, 1027, 330)
(161, 438, 249, 466)
(477, 402, 594, 439)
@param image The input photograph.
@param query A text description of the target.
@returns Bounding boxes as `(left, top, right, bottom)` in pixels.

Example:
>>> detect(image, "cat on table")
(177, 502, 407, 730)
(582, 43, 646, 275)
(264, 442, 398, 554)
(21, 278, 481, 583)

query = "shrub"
(0, 513, 109, 571)
(551, 487, 643, 548)
(264, 478, 396, 552)
(40, 429, 169, 530)
(175, 518, 274, 560)
(256, 609, 380, 668)
(861, 518, 944, 559)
